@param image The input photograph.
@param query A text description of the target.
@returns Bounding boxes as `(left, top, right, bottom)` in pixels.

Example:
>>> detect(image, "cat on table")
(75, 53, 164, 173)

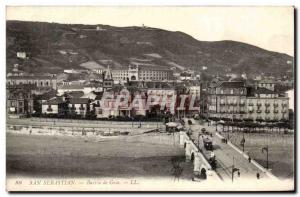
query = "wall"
(42, 104, 58, 114)
(179, 131, 219, 180)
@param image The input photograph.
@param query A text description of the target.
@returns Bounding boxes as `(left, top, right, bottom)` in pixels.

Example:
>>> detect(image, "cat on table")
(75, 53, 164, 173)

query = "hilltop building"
(111, 64, 172, 82)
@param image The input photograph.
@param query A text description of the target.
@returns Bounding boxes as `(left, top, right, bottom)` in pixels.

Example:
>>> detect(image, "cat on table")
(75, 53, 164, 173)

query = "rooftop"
(64, 91, 84, 98)
(253, 87, 276, 95)
(44, 97, 64, 105)
(58, 84, 84, 90)
(40, 90, 57, 100)
(69, 98, 90, 104)
(216, 81, 245, 89)
(7, 75, 55, 80)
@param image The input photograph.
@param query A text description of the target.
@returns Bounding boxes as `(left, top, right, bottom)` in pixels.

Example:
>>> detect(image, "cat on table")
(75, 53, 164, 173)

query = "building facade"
(207, 81, 289, 122)
(7, 75, 57, 90)
(111, 64, 172, 82)
(7, 84, 34, 116)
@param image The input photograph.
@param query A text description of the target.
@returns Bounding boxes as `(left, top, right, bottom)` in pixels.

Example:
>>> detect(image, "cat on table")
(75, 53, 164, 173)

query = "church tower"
(103, 65, 114, 91)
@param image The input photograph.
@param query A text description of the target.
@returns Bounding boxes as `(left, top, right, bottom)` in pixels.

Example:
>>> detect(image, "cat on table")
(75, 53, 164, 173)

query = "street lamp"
(262, 146, 269, 169)
(240, 132, 246, 152)
(232, 156, 240, 182)
(198, 133, 202, 149)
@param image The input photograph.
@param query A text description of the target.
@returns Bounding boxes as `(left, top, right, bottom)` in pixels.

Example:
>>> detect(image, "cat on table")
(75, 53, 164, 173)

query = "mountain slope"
(6, 20, 294, 77)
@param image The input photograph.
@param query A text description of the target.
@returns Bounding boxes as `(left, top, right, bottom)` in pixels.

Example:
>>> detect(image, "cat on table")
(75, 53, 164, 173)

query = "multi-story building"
(7, 84, 34, 116)
(257, 79, 276, 91)
(207, 80, 289, 122)
(111, 64, 172, 82)
(7, 75, 57, 90)
(207, 81, 247, 120)
(246, 87, 289, 121)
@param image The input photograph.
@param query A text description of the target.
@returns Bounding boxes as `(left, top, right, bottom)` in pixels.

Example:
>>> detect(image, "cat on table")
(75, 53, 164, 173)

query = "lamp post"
(240, 132, 245, 152)
(198, 133, 201, 149)
(262, 146, 269, 169)
(132, 117, 134, 128)
(232, 156, 240, 182)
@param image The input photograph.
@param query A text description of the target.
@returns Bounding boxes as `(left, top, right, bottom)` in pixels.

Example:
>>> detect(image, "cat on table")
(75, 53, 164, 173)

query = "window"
(47, 105, 53, 112)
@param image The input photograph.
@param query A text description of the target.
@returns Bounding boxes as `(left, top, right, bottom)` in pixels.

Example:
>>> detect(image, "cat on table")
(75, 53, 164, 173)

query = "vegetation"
(7, 20, 293, 76)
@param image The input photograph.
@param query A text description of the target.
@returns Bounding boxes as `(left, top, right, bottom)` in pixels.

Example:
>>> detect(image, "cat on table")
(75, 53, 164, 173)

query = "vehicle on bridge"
(203, 137, 213, 151)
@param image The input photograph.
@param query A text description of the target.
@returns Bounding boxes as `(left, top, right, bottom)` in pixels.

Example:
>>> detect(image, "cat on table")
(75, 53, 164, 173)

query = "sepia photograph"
(5, 6, 295, 192)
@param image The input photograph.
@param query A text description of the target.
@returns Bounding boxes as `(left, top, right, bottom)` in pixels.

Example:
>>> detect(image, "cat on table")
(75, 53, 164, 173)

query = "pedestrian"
(256, 172, 260, 179)
(238, 171, 240, 177)
(248, 157, 251, 163)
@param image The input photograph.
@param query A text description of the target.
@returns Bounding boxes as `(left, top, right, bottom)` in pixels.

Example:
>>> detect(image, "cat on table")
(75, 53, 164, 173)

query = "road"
(7, 117, 163, 129)
(184, 118, 272, 182)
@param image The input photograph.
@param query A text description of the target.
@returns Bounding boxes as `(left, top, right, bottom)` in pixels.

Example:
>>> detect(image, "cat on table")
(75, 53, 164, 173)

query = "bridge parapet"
(179, 131, 219, 181)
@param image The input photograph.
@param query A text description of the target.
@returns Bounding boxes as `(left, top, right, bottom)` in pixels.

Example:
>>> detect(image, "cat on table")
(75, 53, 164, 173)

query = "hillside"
(6, 20, 294, 77)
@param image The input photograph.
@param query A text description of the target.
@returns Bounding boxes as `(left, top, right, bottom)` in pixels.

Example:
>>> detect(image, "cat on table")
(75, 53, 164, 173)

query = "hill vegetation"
(7, 20, 293, 77)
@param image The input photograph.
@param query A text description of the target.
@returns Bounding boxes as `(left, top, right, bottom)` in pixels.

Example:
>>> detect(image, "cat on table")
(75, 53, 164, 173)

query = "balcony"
(265, 110, 270, 114)
(248, 110, 254, 114)
(239, 103, 245, 106)
(220, 102, 226, 106)
(248, 103, 254, 106)
(273, 103, 278, 107)
(232, 103, 238, 106)
(257, 103, 262, 107)
(274, 110, 279, 113)
(282, 104, 287, 107)
(265, 103, 270, 107)
(257, 110, 262, 113)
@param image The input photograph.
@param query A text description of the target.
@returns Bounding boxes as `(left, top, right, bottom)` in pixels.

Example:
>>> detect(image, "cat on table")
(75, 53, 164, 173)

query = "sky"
(6, 6, 294, 56)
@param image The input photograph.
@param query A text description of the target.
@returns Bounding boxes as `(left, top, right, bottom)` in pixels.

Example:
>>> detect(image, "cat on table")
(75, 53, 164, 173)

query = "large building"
(207, 81, 247, 120)
(111, 64, 172, 82)
(207, 80, 289, 122)
(7, 75, 57, 90)
(6, 84, 34, 116)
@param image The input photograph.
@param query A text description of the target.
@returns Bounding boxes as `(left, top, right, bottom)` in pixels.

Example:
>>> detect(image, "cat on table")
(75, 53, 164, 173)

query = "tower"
(128, 64, 139, 81)
(103, 65, 114, 91)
